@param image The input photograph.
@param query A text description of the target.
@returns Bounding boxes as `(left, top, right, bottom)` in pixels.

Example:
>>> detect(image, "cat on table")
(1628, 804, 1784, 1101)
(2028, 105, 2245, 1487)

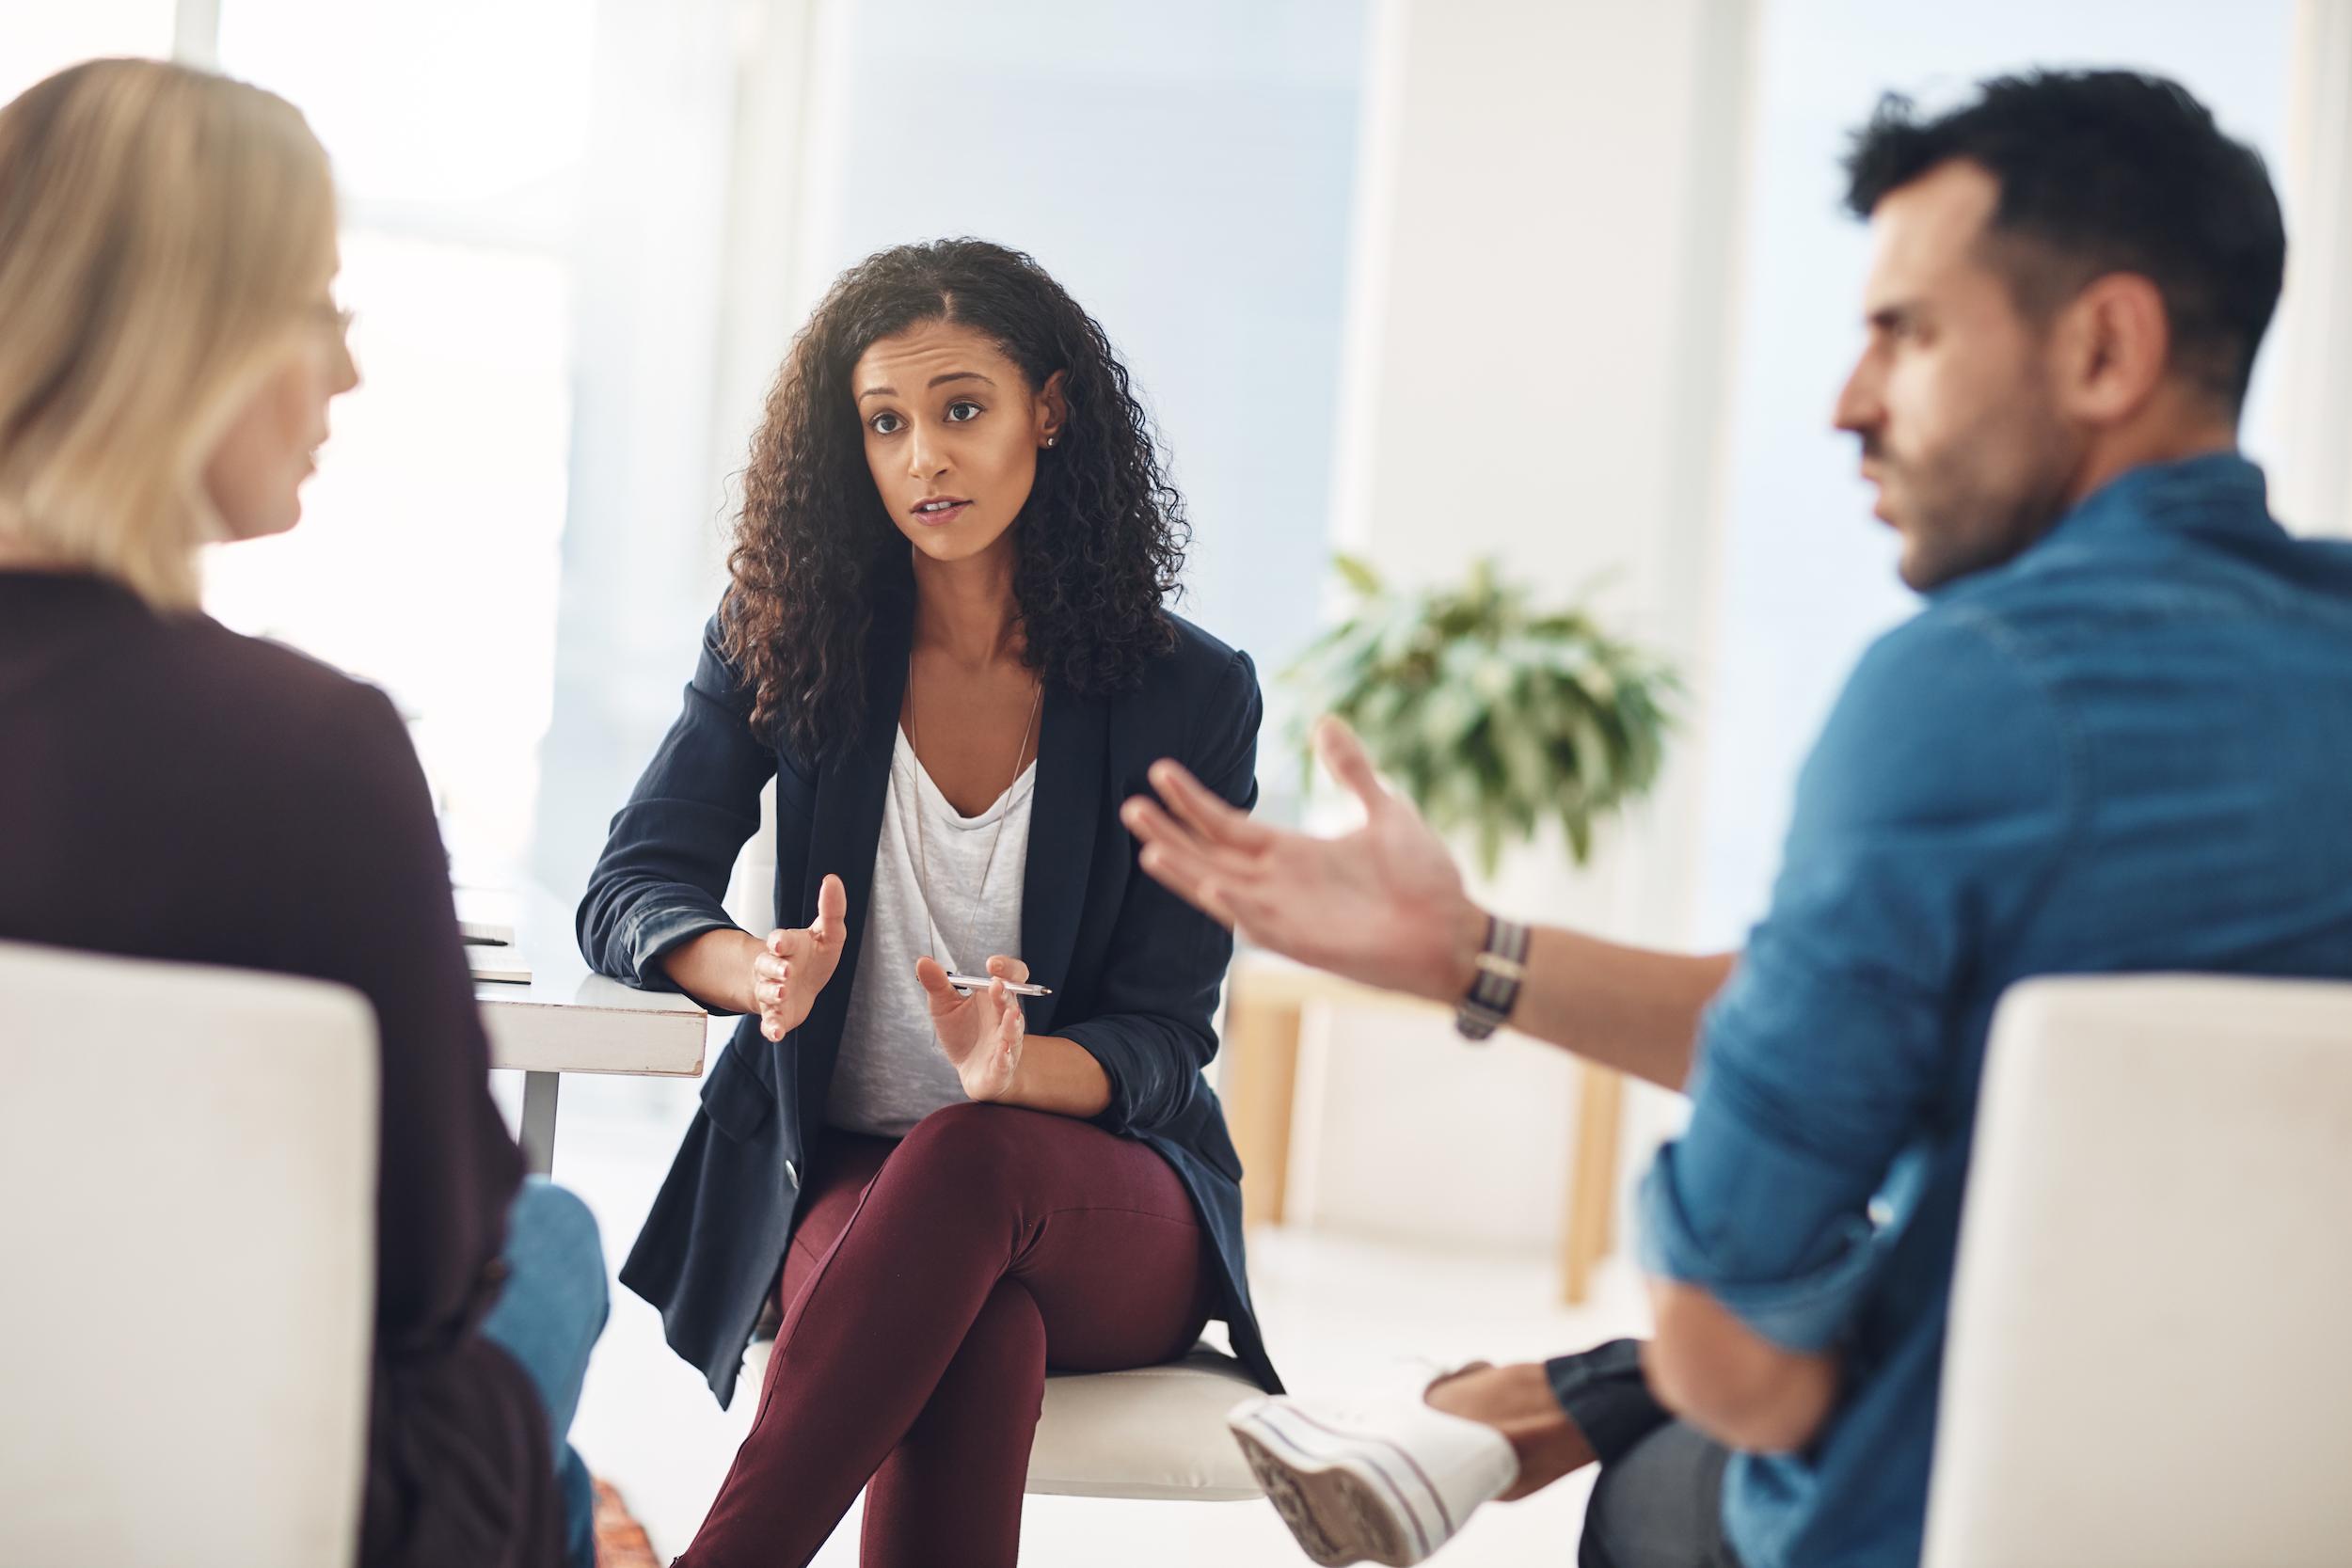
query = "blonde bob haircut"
(0, 58, 336, 610)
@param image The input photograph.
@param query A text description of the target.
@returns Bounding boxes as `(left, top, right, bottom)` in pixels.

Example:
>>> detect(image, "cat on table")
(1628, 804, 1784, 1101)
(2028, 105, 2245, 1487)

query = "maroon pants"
(677, 1102, 1215, 1568)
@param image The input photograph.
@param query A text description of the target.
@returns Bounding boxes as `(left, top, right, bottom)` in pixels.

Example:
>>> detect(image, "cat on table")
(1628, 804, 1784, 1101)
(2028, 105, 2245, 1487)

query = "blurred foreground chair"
(1926, 974, 2352, 1568)
(740, 1338, 1263, 1501)
(0, 940, 377, 1568)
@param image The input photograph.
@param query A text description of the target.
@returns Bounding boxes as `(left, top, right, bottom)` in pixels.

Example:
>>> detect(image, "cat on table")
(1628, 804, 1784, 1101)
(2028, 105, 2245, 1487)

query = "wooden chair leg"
(1224, 992, 1304, 1230)
(1561, 1062, 1625, 1305)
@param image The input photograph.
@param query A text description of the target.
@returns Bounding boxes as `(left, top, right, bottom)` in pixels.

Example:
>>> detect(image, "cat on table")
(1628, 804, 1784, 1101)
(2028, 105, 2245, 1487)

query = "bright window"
(203, 0, 596, 880)
(0, 2, 174, 104)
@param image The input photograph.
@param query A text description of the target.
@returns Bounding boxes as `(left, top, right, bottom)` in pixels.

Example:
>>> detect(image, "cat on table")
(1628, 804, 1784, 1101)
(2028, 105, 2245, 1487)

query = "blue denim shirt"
(1638, 453, 2352, 1566)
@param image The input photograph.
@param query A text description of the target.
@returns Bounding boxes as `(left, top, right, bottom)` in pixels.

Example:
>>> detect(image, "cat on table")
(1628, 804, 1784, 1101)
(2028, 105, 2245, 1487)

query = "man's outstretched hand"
(1121, 716, 1486, 1006)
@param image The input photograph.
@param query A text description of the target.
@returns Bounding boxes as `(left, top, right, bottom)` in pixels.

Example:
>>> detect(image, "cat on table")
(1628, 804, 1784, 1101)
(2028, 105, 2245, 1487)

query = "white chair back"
(1926, 975, 2352, 1567)
(0, 940, 378, 1568)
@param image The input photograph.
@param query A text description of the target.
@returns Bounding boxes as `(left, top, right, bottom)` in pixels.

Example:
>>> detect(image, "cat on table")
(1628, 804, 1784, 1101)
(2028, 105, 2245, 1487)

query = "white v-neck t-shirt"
(826, 726, 1036, 1138)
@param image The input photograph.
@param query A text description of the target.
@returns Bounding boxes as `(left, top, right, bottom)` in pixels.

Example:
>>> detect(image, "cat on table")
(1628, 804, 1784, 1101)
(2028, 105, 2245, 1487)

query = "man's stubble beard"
(1892, 395, 2077, 593)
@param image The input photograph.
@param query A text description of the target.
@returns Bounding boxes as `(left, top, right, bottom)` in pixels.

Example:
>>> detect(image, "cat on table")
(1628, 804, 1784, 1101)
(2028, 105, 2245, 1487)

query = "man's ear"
(2051, 272, 2171, 425)
(1038, 368, 1070, 445)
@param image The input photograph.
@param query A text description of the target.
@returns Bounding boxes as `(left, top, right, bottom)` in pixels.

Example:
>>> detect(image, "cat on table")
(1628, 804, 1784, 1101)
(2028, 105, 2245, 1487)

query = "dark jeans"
(479, 1179, 611, 1568)
(678, 1103, 1216, 1568)
(1547, 1339, 1740, 1568)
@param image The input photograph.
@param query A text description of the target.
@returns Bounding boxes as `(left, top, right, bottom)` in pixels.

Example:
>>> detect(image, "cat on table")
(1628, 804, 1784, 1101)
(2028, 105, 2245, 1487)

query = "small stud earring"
(1044, 436, 1057, 449)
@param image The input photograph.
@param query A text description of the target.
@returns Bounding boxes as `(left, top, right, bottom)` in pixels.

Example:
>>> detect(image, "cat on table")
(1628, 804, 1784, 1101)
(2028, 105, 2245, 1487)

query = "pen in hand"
(944, 972, 1053, 998)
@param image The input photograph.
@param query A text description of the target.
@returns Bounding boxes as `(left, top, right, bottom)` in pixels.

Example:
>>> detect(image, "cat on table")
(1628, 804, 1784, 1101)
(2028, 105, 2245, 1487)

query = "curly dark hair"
(722, 238, 1188, 757)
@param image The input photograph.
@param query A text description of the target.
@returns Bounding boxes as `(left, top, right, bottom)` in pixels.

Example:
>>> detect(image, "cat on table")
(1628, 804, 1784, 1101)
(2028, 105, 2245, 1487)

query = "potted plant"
(1284, 555, 1679, 877)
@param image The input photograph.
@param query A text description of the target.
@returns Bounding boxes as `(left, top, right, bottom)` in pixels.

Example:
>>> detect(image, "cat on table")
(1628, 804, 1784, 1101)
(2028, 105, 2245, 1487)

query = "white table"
(464, 886, 707, 1174)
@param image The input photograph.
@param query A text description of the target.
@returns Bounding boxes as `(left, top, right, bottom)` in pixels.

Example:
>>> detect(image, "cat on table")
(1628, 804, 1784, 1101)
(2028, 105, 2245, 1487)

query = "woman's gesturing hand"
(1120, 716, 1487, 1006)
(751, 873, 849, 1041)
(916, 953, 1028, 1102)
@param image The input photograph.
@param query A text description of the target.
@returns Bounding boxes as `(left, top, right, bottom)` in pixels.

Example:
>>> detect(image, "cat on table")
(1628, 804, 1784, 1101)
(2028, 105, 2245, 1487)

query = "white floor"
(507, 1066, 1652, 1567)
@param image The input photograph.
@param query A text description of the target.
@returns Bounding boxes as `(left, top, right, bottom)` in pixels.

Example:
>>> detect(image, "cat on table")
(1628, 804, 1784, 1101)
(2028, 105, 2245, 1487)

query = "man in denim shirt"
(1124, 71, 2352, 1568)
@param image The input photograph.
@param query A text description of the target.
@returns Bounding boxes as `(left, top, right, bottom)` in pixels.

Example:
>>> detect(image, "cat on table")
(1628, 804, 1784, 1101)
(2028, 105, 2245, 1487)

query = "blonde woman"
(0, 60, 605, 1568)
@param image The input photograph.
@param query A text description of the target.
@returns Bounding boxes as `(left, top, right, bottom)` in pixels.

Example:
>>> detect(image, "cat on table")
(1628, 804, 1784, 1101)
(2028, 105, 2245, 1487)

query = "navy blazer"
(579, 590, 1281, 1405)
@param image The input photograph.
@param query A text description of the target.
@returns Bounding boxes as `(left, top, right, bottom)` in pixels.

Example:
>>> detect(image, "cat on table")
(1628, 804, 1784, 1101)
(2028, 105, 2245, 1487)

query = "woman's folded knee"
(886, 1102, 1034, 1202)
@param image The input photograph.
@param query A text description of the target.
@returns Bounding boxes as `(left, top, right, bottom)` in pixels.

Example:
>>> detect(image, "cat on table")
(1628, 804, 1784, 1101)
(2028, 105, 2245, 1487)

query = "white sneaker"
(1228, 1391, 1519, 1565)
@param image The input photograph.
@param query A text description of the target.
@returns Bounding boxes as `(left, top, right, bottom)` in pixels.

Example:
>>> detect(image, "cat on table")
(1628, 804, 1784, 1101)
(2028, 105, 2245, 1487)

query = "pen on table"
(944, 972, 1054, 997)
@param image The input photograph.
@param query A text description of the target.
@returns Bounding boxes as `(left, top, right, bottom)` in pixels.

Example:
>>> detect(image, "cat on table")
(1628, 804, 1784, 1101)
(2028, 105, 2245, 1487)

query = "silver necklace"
(904, 654, 1042, 968)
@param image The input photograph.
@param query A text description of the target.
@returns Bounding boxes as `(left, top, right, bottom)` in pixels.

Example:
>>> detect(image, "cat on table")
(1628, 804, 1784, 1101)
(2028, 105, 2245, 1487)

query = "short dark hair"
(1843, 70, 2285, 409)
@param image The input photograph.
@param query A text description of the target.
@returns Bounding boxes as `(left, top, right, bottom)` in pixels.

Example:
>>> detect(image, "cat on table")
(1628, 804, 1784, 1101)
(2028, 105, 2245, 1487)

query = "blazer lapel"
(1022, 681, 1106, 1037)
(789, 592, 913, 1121)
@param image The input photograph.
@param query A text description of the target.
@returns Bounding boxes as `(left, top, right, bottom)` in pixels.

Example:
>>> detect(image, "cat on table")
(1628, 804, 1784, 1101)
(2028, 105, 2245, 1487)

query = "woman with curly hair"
(579, 238, 1279, 1565)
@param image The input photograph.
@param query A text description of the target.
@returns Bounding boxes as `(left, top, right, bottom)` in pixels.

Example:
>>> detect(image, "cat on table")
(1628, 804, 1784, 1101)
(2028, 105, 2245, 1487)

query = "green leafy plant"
(1284, 555, 1679, 876)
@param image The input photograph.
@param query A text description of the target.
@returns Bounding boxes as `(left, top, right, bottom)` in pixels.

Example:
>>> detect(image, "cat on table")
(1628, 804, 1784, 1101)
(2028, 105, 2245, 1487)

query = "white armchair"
(1927, 974, 2352, 1567)
(0, 940, 379, 1568)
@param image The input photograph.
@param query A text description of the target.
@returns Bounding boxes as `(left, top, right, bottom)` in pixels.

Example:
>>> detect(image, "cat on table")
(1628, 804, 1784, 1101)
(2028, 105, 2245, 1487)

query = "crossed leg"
(677, 1103, 1215, 1568)
(1425, 1340, 1737, 1567)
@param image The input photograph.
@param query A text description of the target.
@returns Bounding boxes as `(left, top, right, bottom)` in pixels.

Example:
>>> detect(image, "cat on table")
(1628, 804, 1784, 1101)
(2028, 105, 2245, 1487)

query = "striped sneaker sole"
(1229, 1399, 1450, 1566)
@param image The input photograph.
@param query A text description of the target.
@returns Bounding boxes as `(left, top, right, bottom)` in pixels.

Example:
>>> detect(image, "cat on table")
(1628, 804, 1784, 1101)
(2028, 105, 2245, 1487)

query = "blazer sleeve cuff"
(619, 898, 739, 999)
(1058, 1019, 1149, 1134)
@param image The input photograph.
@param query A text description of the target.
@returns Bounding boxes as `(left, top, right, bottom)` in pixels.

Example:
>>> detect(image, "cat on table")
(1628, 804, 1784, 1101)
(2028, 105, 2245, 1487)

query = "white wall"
(2276, 0, 2352, 539)
(1295, 0, 1756, 1251)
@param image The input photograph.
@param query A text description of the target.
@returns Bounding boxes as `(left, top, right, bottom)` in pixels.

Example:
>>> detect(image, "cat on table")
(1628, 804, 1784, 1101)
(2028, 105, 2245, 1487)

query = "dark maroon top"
(0, 570, 560, 1568)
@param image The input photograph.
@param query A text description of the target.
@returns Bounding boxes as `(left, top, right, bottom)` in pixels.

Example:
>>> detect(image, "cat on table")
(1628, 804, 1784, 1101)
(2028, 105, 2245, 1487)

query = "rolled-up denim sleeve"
(577, 611, 780, 995)
(1638, 608, 2080, 1352)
